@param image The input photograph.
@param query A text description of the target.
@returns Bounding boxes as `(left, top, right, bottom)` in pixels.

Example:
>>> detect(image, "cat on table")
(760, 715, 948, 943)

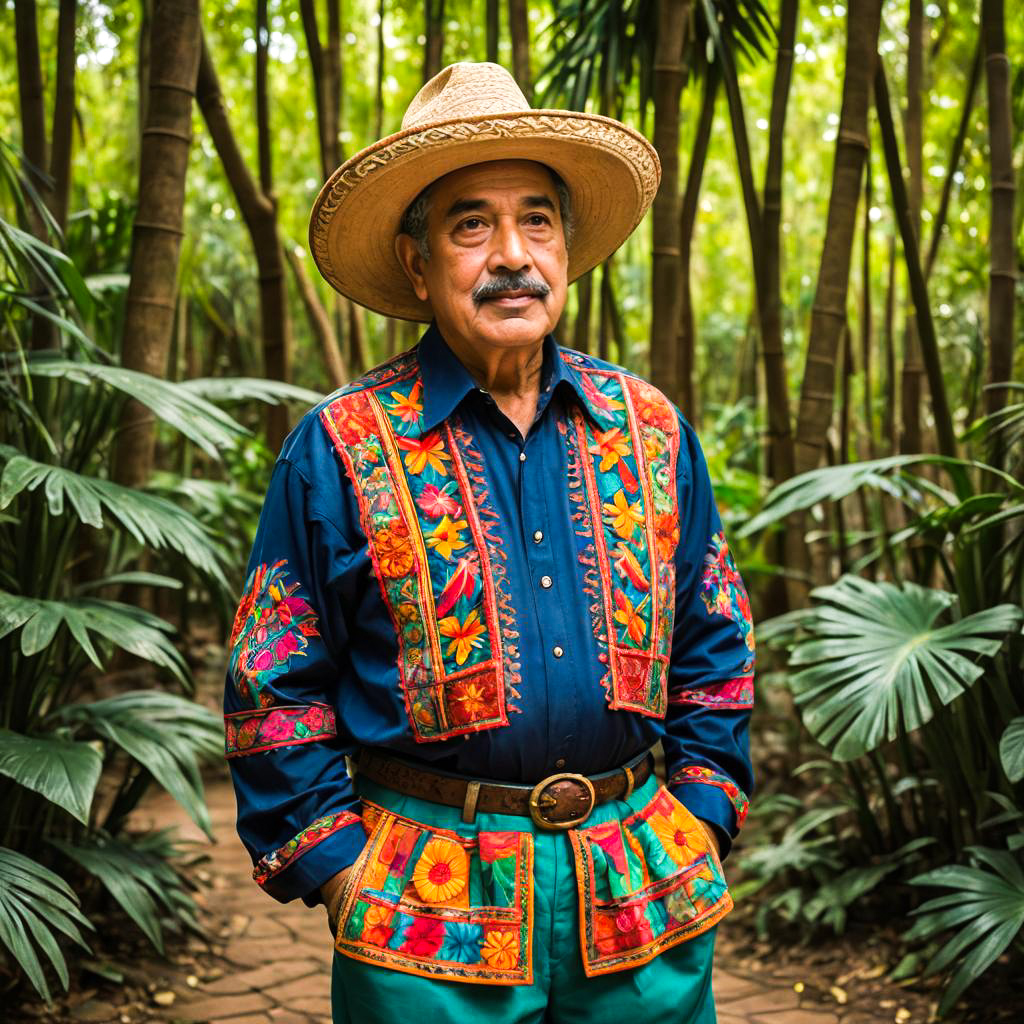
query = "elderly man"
(224, 63, 754, 1023)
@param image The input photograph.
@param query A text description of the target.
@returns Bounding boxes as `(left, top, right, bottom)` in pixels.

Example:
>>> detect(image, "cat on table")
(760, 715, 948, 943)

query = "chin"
(472, 306, 557, 348)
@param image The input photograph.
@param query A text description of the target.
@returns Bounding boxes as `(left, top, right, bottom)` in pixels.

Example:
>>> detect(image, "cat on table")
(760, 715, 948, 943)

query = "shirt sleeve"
(662, 415, 754, 857)
(223, 412, 366, 904)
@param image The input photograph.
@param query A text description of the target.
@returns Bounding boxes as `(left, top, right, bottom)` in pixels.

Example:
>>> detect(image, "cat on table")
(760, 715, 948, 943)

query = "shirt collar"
(418, 322, 602, 432)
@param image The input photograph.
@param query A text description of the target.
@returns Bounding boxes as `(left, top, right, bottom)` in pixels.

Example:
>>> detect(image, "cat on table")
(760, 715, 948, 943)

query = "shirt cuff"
(668, 769, 750, 860)
(252, 811, 366, 903)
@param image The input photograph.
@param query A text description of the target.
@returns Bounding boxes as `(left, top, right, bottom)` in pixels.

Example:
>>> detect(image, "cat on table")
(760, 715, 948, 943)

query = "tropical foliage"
(0, 143, 314, 999)
(2, 0, 1021, 1016)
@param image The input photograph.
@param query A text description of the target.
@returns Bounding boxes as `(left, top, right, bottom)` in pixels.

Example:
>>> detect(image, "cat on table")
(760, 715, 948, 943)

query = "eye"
(457, 217, 487, 231)
(526, 213, 551, 226)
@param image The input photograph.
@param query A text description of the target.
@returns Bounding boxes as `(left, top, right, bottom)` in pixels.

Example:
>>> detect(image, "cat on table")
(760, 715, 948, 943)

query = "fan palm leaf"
(0, 847, 93, 1000)
(906, 847, 1024, 1015)
(0, 446, 229, 587)
(785, 576, 1022, 760)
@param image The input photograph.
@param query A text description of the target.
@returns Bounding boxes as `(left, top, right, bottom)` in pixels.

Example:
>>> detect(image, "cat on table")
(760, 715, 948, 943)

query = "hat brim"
(308, 110, 660, 322)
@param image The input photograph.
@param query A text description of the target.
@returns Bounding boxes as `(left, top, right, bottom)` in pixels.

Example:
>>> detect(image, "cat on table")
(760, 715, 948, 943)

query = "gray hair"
(399, 166, 574, 261)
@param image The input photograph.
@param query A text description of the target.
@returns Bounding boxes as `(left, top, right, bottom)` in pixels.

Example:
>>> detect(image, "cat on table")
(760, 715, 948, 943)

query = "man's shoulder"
(279, 349, 421, 464)
(556, 343, 685, 432)
(324, 348, 422, 406)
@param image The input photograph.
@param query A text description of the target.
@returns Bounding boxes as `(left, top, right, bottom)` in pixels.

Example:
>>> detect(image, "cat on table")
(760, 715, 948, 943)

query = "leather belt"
(355, 748, 654, 830)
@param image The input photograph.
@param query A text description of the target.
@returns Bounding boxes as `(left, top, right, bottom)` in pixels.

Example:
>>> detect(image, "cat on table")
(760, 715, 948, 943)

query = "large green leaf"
(0, 730, 102, 825)
(737, 455, 1022, 537)
(0, 447, 229, 587)
(1000, 718, 1024, 784)
(181, 376, 323, 407)
(783, 576, 1022, 760)
(907, 847, 1024, 1015)
(59, 692, 222, 838)
(17, 357, 249, 458)
(50, 837, 182, 953)
(0, 847, 93, 1001)
(0, 591, 189, 684)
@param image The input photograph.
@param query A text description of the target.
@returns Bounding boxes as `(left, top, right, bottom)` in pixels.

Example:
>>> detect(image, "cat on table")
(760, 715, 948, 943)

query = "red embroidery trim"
(224, 703, 337, 758)
(253, 810, 362, 889)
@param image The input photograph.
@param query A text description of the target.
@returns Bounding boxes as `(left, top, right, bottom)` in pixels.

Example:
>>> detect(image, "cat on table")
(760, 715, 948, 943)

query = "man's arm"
(224, 416, 368, 910)
(662, 416, 754, 858)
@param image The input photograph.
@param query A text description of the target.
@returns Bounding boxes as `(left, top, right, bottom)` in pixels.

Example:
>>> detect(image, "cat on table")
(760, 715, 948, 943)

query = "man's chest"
(319, 356, 681, 745)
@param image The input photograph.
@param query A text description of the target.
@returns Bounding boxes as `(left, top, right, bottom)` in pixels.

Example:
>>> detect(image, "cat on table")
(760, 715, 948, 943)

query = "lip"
(485, 291, 542, 306)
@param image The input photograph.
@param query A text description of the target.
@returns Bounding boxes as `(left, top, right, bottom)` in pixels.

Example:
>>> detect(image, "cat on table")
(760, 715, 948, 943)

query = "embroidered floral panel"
(320, 356, 521, 743)
(335, 804, 534, 984)
(569, 786, 731, 976)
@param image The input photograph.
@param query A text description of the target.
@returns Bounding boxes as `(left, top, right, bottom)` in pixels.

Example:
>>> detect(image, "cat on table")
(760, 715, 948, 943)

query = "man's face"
(396, 160, 569, 355)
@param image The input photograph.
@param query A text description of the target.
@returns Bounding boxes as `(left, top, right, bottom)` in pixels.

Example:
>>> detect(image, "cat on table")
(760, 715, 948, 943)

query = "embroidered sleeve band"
(253, 810, 362, 889)
(225, 703, 337, 758)
(668, 675, 754, 710)
(668, 765, 750, 828)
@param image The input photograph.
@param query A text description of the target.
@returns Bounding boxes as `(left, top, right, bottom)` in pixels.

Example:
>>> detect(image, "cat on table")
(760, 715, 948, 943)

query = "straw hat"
(308, 62, 661, 322)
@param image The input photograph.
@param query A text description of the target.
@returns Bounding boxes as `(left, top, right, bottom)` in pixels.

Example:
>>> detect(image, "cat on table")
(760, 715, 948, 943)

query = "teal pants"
(331, 773, 719, 1024)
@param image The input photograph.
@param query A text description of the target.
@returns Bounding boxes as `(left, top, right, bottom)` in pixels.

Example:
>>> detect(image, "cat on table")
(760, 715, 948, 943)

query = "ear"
(395, 234, 430, 303)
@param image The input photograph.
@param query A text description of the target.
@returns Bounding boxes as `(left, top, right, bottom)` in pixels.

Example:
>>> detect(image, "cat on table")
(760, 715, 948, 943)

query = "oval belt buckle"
(528, 772, 597, 830)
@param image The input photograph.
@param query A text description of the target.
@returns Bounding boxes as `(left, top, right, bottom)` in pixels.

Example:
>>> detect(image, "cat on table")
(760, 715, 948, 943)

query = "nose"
(487, 214, 530, 274)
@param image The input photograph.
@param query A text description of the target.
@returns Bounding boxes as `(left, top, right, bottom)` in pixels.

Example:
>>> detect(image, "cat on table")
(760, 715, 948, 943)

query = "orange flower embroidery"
(412, 837, 469, 903)
(360, 904, 395, 946)
(453, 680, 489, 717)
(613, 590, 648, 646)
(632, 385, 674, 430)
(396, 431, 451, 475)
(481, 928, 519, 970)
(375, 522, 415, 578)
(603, 489, 645, 541)
(438, 608, 487, 665)
(385, 381, 423, 424)
(649, 809, 705, 866)
(654, 512, 680, 562)
(427, 514, 469, 560)
(590, 427, 631, 472)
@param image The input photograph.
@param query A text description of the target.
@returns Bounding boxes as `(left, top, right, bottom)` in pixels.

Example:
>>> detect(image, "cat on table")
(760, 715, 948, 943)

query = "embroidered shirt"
(225, 324, 754, 903)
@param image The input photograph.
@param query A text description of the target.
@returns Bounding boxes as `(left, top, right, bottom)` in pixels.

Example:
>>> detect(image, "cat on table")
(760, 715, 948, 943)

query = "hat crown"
(401, 62, 531, 131)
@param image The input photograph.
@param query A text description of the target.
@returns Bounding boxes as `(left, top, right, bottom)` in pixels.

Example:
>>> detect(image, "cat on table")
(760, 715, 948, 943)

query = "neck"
(439, 328, 546, 402)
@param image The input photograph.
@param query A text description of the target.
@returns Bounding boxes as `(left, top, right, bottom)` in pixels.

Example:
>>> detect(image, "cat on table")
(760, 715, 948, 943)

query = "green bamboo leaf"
(0, 591, 189, 683)
(50, 840, 165, 953)
(0, 731, 102, 825)
(0, 590, 41, 641)
(18, 357, 249, 458)
(19, 605, 62, 656)
(999, 718, 1024, 784)
(181, 376, 323, 407)
(0, 452, 228, 587)
(779, 576, 1022, 760)
(74, 571, 183, 594)
(59, 692, 221, 839)
(0, 897, 49, 1000)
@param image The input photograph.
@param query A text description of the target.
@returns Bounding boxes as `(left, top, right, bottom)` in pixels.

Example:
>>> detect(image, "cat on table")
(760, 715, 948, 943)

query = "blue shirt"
(224, 324, 754, 903)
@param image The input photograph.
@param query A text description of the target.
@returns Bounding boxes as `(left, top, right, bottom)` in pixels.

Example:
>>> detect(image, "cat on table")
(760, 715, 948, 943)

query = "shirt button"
(555, 758, 566, 769)
(519, 452, 527, 462)
(540, 575, 553, 589)
(533, 530, 543, 543)
(552, 645, 564, 658)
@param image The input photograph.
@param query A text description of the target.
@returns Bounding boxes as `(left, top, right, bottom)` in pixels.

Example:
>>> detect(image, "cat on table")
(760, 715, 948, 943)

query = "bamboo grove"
(0, 0, 1022, 1016)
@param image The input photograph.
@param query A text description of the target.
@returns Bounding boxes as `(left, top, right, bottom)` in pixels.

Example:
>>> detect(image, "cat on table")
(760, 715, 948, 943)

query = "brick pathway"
(60, 775, 919, 1024)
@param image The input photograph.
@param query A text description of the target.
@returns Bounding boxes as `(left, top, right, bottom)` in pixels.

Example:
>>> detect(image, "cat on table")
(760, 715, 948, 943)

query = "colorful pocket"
(569, 786, 732, 976)
(334, 801, 534, 985)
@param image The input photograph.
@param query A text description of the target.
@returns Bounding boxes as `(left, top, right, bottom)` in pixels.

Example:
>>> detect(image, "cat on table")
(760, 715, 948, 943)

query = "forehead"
(429, 160, 558, 212)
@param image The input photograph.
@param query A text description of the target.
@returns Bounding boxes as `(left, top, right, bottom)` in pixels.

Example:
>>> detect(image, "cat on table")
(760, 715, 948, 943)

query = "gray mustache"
(472, 273, 551, 304)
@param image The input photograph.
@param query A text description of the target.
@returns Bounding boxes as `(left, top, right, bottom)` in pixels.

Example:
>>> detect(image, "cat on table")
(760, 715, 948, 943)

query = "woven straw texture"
(309, 62, 661, 322)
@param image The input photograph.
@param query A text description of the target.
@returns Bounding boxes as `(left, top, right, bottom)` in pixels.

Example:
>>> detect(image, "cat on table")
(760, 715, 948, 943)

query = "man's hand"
(697, 819, 721, 860)
(321, 867, 352, 936)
